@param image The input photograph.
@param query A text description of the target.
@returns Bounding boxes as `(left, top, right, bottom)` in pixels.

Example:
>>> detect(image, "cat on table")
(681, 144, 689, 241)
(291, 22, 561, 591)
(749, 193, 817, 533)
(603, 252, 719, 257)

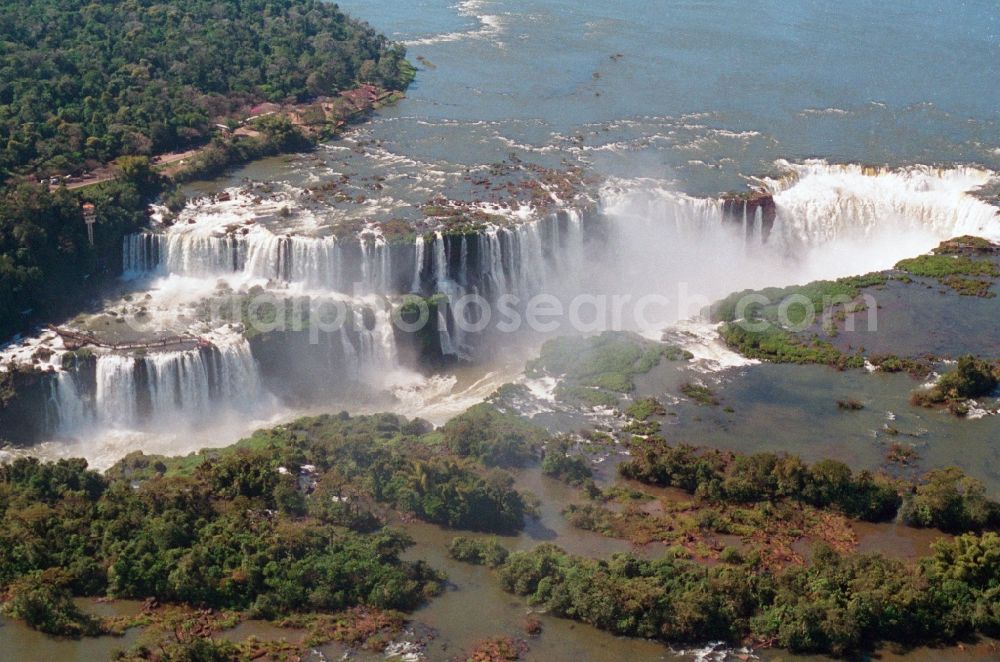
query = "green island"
(0, 406, 535, 657)
(712, 236, 1000, 378)
(450, 531, 1000, 657)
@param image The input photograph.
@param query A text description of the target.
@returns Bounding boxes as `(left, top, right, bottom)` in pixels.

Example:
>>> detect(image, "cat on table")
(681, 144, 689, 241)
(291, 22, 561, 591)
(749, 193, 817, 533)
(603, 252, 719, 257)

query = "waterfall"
(458, 235, 469, 289)
(362, 306, 399, 376)
(563, 209, 585, 277)
(432, 231, 447, 290)
(48, 339, 263, 433)
(146, 350, 212, 420)
(125, 231, 352, 289)
(480, 228, 508, 300)
(378, 237, 392, 294)
(765, 161, 1000, 250)
(96, 355, 139, 427)
(512, 221, 546, 298)
(359, 237, 373, 294)
(121, 199, 618, 366)
(56, 158, 1000, 448)
(437, 305, 457, 358)
(599, 163, 999, 255)
(288, 236, 343, 290)
(339, 322, 360, 375)
(431, 231, 467, 357)
(411, 234, 425, 293)
(48, 371, 90, 432)
(592, 163, 1000, 324)
(124, 208, 590, 301)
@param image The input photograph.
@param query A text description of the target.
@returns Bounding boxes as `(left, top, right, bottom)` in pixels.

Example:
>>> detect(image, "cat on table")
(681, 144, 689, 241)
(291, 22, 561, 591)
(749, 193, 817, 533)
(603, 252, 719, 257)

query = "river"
(1, 1, 999, 659)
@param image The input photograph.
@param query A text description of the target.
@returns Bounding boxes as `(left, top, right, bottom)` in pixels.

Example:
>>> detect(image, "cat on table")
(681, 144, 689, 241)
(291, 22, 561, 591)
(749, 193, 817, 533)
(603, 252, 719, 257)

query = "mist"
(6, 160, 998, 468)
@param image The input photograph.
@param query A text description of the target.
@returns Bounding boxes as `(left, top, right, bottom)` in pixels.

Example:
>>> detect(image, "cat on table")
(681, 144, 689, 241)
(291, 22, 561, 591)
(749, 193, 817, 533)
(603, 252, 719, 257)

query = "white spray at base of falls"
(765, 160, 1000, 249)
(48, 334, 265, 435)
(592, 162, 999, 333)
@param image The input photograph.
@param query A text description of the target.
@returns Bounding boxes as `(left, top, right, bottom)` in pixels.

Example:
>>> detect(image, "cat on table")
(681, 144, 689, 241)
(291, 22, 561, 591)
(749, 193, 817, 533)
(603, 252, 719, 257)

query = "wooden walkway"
(48, 326, 211, 351)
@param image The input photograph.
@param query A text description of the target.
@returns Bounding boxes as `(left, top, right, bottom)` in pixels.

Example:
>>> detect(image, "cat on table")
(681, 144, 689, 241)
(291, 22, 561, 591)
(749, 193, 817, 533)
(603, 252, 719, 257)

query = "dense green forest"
(0, 0, 410, 178)
(0, 407, 532, 642)
(2, 403, 999, 656)
(0, 171, 152, 341)
(454, 533, 1000, 656)
(0, 0, 411, 341)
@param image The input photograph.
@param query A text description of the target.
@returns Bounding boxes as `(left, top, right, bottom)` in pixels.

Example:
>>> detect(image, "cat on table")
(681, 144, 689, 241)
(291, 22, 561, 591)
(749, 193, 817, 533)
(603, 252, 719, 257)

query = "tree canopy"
(0, 0, 410, 180)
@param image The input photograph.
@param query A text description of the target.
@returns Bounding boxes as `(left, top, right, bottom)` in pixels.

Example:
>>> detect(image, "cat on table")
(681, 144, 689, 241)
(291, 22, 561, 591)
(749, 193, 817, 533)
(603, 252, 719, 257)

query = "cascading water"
(288, 236, 345, 290)
(590, 163, 999, 331)
(47, 338, 263, 434)
(432, 230, 467, 358)
(10, 158, 1000, 467)
(95, 355, 139, 427)
(49, 371, 89, 433)
(411, 234, 426, 293)
(124, 210, 582, 303)
(41, 160, 1000, 446)
(764, 161, 1000, 251)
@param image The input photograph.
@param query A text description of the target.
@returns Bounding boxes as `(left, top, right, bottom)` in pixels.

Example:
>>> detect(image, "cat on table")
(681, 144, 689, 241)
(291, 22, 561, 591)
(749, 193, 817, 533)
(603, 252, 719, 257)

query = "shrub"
(911, 356, 999, 411)
(680, 383, 719, 406)
(541, 438, 593, 486)
(901, 468, 999, 532)
(448, 536, 510, 568)
(2, 571, 101, 637)
(625, 397, 667, 420)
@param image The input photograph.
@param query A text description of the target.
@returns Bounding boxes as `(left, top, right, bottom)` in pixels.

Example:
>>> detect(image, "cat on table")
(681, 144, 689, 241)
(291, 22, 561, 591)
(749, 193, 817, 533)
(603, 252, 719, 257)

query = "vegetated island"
(0, 0, 414, 341)
(711, 235, 1000, 415)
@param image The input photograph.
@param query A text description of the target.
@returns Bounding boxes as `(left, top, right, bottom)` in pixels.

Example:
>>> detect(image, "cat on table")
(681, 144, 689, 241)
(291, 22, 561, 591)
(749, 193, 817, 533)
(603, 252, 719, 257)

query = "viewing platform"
(48, 325, 213, 352)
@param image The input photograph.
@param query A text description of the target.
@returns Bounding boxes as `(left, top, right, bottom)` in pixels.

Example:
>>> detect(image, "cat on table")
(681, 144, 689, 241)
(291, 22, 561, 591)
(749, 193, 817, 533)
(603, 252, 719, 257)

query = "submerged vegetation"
(713, 237, 1000, 371)
(895, 237, 1000, 297)
(709, 276, 883, 326)
(719, 322, 862, 367)
(526, 331, 691, 407)
(625, 396, 667, 420)
(679, 382, 720, 406)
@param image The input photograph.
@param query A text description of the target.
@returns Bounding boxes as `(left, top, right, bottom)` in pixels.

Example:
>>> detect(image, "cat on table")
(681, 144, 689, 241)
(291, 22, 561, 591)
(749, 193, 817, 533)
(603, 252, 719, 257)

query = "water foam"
(765, 160, 1000, 249)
